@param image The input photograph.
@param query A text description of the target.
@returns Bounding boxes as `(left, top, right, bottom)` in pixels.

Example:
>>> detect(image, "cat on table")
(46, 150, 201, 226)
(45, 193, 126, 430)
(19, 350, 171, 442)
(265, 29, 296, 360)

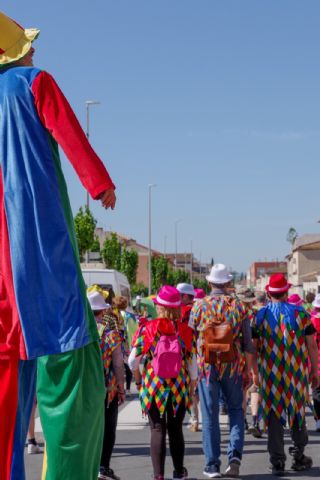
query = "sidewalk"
(25, 394, 320, 479)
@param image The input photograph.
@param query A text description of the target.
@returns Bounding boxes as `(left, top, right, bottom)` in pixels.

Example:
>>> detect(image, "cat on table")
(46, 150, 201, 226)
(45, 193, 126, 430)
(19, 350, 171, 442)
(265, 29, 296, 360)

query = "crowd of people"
(83, 264, 320, 480)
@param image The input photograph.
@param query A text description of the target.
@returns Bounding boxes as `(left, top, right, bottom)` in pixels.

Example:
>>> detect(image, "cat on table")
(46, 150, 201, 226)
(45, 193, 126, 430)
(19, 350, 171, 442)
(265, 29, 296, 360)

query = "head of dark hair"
(269, 291, 288, 301)
(306, 292, 315, 304)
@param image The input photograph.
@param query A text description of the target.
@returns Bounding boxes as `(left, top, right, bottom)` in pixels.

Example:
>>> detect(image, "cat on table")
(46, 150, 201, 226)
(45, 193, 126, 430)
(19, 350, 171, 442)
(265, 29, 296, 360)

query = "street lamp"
(85, 100, 101, 211)
(174, 219, 181, 269)
(85, 100, 100, 265)
(148, 184, 157, 295)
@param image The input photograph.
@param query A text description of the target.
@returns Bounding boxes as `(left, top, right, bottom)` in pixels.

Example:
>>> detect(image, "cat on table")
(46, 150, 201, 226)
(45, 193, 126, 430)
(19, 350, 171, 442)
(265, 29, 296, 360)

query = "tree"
(101, 232, 122, 270)
(286, 227, 298, 246)
(120, 246, 138, 285)
(131, 282, 149, 297)
(91, 235, 101, 252)
(151, 256, 170, 291)
(74, 206, 97, 260)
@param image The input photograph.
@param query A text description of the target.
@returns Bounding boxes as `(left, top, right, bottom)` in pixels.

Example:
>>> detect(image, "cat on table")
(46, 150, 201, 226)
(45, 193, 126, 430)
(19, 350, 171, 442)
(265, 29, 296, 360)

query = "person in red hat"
(252, 273, 319, 476)
(128, 285, 197, 480)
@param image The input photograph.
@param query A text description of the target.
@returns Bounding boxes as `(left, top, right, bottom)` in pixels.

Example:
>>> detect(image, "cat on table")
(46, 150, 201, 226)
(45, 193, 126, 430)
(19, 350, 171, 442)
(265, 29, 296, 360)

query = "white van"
(81, 268, 131, 304)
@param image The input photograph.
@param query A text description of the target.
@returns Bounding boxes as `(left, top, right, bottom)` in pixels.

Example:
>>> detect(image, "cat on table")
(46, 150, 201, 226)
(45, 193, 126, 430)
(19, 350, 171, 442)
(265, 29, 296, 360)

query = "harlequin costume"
(128, 286, 197, 480)
(0, 12, 115, 480)
(132, 317, 194, 416)
(188, 264, 256, 477)
(253, 273, 315, 473)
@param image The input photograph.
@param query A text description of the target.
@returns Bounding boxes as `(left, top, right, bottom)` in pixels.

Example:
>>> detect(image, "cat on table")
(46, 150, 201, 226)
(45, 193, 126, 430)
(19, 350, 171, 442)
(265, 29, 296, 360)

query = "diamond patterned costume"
(133, 318, 194, 416)
(254, 303, 311, 429)
(97, 321, 122, 405)
(189, 295, 247, 381)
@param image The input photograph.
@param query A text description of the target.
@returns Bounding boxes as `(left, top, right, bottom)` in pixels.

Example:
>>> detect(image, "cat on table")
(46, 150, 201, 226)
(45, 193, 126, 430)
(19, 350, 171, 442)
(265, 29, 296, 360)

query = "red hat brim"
(265, 283, 291, 293)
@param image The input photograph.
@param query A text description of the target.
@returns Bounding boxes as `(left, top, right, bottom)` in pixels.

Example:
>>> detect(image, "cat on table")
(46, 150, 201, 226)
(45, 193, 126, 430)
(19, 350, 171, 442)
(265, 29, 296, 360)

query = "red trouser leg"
(0, 356, 19, 480)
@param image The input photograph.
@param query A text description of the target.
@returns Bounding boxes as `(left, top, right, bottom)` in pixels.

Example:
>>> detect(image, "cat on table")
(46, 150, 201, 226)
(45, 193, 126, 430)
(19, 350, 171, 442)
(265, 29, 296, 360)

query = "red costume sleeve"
(32, 71, 115, 199)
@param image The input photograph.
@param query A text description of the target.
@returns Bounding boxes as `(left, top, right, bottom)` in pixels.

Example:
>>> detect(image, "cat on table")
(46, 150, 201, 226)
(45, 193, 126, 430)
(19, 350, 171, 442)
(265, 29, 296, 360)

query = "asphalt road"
(25, 393, 320, 480)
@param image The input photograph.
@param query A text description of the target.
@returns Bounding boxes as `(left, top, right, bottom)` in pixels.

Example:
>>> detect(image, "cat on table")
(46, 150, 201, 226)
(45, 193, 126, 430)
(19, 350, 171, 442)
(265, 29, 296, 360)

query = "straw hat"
(0, 12, 40, 66)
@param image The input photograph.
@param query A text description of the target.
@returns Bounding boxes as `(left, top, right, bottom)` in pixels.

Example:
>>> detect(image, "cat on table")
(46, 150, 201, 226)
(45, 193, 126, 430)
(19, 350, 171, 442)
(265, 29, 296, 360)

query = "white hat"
(87, 291, 110, 311)
(206, 264, 233, 284)
(312, 294, 320, 308)
(176, 282, 195, 297)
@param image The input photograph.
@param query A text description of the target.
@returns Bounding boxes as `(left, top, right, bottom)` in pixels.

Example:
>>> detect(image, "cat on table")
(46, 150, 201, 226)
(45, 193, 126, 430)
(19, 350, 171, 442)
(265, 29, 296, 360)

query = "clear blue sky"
(3, 1, 320, 272)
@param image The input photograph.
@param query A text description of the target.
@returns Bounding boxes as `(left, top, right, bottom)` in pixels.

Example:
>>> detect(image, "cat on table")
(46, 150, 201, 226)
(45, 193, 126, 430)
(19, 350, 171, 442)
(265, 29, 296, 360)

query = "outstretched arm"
(32, 71, 116, 207)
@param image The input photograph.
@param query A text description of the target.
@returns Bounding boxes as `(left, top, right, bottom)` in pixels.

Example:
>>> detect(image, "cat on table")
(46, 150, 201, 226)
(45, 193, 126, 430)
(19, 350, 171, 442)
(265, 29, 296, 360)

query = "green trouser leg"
(37, 342, 105, 480)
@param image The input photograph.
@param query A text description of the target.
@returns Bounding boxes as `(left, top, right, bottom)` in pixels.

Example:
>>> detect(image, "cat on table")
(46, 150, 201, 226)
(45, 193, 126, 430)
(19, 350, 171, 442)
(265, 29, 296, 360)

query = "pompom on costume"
(0, 12, 115, 480)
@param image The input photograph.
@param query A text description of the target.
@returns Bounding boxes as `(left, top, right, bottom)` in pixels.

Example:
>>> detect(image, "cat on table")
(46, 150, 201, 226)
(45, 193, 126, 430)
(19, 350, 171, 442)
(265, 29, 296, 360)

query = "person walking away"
(189, 264, 258, 478)
(310, 294, 320, 432)
(88, 291, 125, 480)
(252, 274, 319, 476)
(0, 12, 116, 480)
(177, 283, 200, 432)
(129, 286, 197, 480)
(236, 287, 262, 438)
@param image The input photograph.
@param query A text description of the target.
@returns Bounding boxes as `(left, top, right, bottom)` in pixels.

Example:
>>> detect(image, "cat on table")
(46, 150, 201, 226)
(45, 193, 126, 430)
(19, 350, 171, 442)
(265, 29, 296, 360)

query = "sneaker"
(203, 464, 221, 478)
(126, 389, 131, 397)
(27, 443, 42, 454)
(291, 455, 313, 471)
(173, 466, 188, 479)
(224, 461, 240, 478)
(268, 462, 285, 477)
(315, 419, 320, 432)
(248, 423, 262, 438)
(98, 467, 120, 480)
(189, 423, 199, 432)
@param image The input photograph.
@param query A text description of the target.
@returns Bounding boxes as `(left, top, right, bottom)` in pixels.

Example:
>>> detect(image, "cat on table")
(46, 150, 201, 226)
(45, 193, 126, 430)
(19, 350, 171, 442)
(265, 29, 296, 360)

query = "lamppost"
(174, 220, 181, 269)
(148, 184, 157, 295)
(85, 100, 100, 264)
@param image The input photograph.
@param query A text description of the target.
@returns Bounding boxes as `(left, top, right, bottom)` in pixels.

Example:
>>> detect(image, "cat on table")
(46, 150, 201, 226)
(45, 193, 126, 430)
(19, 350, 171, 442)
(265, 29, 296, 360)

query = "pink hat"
(266, 273, 291, 294)
(153, 285, 181, 308)
(288, 294, 303, 306)
(194, 288, 206, 299)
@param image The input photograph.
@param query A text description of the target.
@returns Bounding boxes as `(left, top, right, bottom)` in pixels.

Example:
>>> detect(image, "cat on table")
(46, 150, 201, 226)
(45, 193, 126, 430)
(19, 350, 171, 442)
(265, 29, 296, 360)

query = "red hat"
(288, 294, 303, 306)
(194, 288, 206, 299)
(266, 273, 291, 294)
(153, 285, 181, 308)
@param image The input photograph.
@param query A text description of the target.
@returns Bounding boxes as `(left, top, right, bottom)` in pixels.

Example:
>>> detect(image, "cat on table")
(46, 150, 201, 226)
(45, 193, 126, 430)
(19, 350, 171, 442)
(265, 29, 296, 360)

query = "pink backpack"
(152, 333, 182, 379)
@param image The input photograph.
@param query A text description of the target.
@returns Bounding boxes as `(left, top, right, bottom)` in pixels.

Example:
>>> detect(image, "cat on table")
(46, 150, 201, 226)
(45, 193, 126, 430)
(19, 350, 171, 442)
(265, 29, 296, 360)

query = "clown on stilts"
(0, 11, 116, 480)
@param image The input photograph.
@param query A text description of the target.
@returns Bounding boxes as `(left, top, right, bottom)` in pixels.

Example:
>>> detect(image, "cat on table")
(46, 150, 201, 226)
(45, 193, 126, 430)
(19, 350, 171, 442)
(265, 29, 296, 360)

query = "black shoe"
(269, 462, 285, 476)
(173, 466, 188, 479)
(98, 467, 120, 480)
(248, 423, 262, 438)
(291, 455, 313, 471)
(244, 418, 249, 431)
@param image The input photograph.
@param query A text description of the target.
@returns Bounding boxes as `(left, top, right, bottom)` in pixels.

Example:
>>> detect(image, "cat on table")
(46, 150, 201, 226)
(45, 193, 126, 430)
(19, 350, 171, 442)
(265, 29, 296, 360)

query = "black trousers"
(125, 363, 133, 390)
(100, 395, 118, 469)
(267, 410, 308, 466)
(147, 398, 186, 476)
(313, 387, 320, 420)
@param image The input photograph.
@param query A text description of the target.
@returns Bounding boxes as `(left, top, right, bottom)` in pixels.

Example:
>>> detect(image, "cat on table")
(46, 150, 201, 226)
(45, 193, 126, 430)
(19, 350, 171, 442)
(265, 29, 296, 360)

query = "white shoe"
(316, 419, 320, 432)
(27, 443, 42, 454)
(126, 389, 131, 397)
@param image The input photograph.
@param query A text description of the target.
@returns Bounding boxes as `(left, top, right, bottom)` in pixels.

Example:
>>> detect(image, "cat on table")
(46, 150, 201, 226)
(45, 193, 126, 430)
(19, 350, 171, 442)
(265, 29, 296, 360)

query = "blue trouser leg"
(220, 369, 244, 462)
(198, 370, 221, 467)
(10, 359, 37, 480)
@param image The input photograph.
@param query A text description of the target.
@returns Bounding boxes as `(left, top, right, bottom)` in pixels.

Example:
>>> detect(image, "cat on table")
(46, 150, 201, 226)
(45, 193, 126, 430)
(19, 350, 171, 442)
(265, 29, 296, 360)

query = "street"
(25, 390, 320, 480)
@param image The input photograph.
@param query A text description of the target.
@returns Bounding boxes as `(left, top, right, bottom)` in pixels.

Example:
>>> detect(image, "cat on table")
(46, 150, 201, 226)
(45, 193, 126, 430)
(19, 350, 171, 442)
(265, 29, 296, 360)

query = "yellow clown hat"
(0, 11, 39, 66)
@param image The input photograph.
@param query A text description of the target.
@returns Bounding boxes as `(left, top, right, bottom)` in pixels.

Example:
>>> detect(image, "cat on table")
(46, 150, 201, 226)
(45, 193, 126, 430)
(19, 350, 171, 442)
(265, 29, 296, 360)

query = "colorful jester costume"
(254, 302, 311, 429)
(133, 318, 194, 416)
(189, 295, 246, 381)
(0, 12, 115, 480)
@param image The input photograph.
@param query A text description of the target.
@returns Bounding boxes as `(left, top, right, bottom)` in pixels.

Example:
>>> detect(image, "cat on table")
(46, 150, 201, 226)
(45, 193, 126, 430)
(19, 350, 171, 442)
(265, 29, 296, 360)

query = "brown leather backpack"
(203, 297, 237, 364)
